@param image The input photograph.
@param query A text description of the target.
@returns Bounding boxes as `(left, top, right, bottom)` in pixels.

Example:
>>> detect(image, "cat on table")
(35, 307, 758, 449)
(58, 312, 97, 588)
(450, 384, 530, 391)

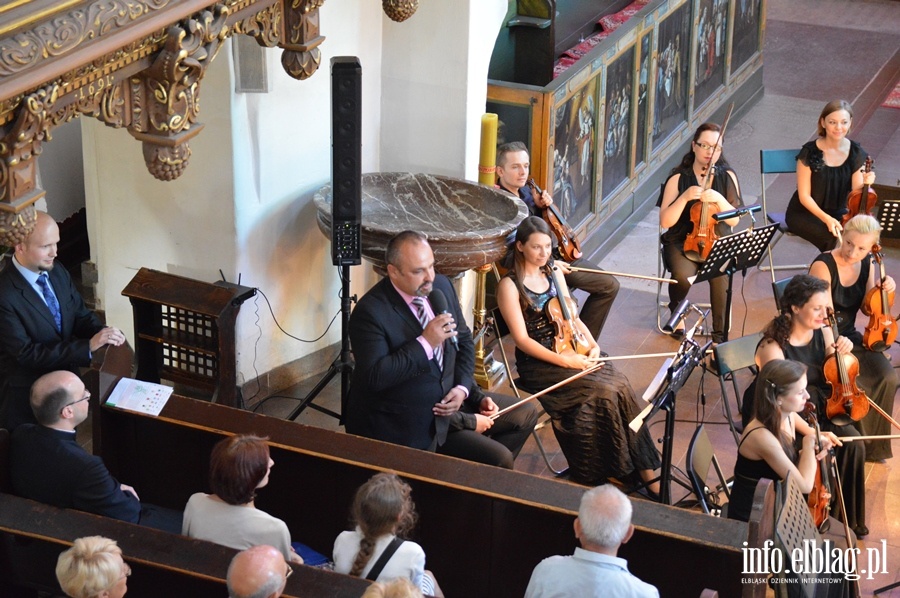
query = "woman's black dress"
(511, 272, 660, 485)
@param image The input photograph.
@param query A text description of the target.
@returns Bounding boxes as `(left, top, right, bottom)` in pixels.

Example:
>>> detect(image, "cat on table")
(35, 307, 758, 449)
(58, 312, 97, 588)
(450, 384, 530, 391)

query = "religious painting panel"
(601, 47, 635, 201)
(651, 2, 691, 149)
(731, 0, 762, 75)
(552, 77, 599, 225)
(635, 31, 652, 168)
(693, 0, 728, 109)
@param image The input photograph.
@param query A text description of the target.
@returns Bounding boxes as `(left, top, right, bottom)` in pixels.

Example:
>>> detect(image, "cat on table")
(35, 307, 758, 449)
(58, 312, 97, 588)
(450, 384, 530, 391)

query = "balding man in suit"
(227, 545, 290, 598)
(0, 211, 125, 430)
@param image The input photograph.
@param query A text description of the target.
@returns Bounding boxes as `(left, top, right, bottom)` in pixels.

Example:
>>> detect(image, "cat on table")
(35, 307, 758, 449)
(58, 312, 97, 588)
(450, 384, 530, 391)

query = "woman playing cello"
(497, 217, 661, 493)
(747, 275, 868, 536)
(809, 214, 898, 462)
(729, 359, 840, 522)
(658, 123, 742, 342)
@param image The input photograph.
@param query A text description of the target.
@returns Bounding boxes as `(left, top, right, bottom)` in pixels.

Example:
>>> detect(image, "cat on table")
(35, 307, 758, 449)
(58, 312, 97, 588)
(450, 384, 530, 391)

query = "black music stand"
(876, 197, 900, 244)
(692, 223, 779, 342)
(629, 332, 712, 505)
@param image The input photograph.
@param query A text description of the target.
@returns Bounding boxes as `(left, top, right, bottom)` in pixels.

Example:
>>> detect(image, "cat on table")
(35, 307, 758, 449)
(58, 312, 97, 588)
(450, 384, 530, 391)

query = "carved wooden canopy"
(0, 0, 328, 244)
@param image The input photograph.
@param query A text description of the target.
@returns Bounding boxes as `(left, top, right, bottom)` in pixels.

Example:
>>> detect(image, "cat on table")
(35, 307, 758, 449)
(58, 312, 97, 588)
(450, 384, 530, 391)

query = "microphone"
(712, 204, 761, 221)
(428, 289, 458, 349)
(663, 299, 691, 333)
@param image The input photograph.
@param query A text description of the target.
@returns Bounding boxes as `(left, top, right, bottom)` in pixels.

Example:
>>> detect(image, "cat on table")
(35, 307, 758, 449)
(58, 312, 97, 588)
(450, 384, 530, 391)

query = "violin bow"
(700, 103, 734, 189)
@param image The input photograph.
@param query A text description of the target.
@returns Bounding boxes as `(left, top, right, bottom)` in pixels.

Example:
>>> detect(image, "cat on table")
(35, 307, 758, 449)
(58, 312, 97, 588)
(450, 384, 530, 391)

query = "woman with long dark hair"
(729, 359, 839, 522)
(496, 216, 660, 494)
(658, 123, 743, 341)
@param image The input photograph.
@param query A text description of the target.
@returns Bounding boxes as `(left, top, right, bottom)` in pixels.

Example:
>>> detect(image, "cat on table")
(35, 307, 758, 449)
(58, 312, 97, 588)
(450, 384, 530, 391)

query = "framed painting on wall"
(552, 77, 598, 225)
(601, 46, 635, 201)
(731, 0, 762, 75)
(693, 0, 728, 109)
(651, 1, 691, 149)
(635, 31, 652, 168)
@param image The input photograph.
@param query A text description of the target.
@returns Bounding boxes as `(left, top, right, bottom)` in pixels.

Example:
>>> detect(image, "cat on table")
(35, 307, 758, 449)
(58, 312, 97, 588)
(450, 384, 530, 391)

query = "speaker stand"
(286, 264, 355, 422)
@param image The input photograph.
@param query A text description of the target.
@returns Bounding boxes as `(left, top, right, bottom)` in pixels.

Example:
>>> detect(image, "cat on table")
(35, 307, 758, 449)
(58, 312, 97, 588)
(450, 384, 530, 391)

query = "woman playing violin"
(785, 100, 876, 252)
(748, 274, 868, 537)
(497, 217, 660, 493)
(729, 359, 840, 523)
(658, 123, 742, 342)
(809, 214, 898, 462)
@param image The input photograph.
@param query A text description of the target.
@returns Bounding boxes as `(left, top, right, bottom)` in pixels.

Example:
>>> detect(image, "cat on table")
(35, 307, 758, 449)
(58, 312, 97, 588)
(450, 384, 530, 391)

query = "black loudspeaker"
(331, 57, 362, 266)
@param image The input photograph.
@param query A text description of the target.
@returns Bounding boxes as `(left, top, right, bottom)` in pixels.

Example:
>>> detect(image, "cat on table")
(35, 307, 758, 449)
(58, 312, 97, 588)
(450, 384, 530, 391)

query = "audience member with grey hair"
(56, 536, 130, 598)
(524, 485, 659, 597)
(227, 545, 290, 598)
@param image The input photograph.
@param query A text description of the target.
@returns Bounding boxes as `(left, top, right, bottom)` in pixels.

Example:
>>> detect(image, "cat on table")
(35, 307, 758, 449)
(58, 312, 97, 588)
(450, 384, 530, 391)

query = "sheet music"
(105, 377, 173, 416)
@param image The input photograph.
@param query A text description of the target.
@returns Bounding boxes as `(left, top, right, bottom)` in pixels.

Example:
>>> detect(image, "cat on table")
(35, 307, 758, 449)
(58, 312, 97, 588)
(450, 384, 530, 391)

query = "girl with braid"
(333, 473, 442, 597)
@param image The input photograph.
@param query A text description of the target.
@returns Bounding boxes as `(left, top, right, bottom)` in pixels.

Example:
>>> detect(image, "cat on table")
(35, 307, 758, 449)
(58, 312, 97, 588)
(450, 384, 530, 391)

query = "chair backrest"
(713, 332, 762, 377)
(687, 424, 730, 515)
(772, 277, 791, 309)
(0, 428, 10, 494)
(759, 149, 800, 219)
(775, 472, 820, 598)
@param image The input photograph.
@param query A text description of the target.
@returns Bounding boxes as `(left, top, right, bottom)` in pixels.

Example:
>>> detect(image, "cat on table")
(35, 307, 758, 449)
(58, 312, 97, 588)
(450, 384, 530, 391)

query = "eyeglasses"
(61, 391, 90, 412)
(694, 142, 722, 152)
(284, 565, 294, 582)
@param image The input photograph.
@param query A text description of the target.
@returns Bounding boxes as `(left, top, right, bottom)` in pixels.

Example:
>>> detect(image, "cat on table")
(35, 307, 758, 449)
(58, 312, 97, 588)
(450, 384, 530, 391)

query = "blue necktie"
(412, 297, 442, 369)
(36, 273, 61, 332)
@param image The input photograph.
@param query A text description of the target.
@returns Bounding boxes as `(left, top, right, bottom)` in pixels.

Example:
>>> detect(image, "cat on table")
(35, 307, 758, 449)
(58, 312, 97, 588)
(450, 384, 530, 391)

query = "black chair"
(0, 428, 10, 494)
(713, 333, 762, 445)
(686, 424, 730, 516)
(772, 276, 791, 310)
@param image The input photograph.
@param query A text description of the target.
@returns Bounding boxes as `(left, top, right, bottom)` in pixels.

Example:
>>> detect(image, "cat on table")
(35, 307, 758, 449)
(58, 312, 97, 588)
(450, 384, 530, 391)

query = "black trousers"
(663, 242, 727, 342)
(563, 256, 620, 340)
(438, 392, 538, 469)
(785, 199, 839, 252)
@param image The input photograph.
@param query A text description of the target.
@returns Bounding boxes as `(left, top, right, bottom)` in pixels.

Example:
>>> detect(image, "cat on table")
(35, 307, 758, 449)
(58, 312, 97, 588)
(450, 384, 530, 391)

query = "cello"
(802, 402, 832, 532)
(861, 245, 897, 352)
(545, 265, 592, 356)
(841, 157, 877, 225)
(526, 179, 583, 263)
(823, 307, 870, 425)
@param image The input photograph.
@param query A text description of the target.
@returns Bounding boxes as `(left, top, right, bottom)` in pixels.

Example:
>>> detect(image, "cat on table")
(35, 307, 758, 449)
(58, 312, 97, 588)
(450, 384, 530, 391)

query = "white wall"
(82, 0, 509, 389)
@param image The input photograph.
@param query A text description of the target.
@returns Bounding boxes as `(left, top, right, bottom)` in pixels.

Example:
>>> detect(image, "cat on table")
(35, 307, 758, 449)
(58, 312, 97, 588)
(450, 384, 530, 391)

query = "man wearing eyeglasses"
(227, 545, 290, 598)
(9, 370, 182, 533)
(0, 211, 126, 431)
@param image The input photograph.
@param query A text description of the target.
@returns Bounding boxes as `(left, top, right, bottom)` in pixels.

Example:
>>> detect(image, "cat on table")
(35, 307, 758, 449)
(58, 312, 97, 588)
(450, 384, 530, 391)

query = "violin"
(526, 179, 583, 263)
(546, 265, 591, 356)
(861, 245, 897, 352)
(841, 156, 877, 225)
(802, 402, 832, 532)
(823, 307, 870, 425)
(683, 165, 721, 263)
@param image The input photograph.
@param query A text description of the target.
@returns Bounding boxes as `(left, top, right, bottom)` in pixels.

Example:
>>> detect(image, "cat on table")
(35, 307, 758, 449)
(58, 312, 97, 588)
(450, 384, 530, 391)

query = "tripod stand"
(694, 222, 778, 342)
(629, 317, 711, 505)
(286, 264, 355, 422)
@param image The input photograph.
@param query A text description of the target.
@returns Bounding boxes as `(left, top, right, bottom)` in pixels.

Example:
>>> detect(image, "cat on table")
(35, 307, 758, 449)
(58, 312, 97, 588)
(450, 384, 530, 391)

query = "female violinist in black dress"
(658, 123, 742, 342)
(809, 214, 897, 462)
(497, 217, 660, 493)
(749, 274, 868, 536)
(729, 359, 839, 522)
(785, 99, 876, 252)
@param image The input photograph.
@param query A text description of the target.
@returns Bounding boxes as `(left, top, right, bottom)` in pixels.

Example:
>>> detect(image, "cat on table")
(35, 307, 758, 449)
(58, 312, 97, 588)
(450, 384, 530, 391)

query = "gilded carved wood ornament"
(0, 0, 330, 245)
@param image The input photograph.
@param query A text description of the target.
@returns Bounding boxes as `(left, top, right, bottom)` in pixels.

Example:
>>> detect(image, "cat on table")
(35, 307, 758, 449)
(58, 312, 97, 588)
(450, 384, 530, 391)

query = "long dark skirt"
(518, 357, 661, 485)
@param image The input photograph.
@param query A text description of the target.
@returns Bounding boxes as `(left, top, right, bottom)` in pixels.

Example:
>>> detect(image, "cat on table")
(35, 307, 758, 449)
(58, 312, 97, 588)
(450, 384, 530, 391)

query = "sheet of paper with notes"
(105, 377, 173, 416)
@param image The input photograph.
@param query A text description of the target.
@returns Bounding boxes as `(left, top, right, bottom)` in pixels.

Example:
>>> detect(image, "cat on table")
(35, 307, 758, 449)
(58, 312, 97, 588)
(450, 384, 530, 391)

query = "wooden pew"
(96, 393, 764, 598)
(0, 493, 370, 598)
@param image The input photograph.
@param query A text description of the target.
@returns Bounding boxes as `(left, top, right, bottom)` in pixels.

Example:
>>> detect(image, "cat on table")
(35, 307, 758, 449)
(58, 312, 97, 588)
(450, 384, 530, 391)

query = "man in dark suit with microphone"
(346, 231, 536, 468)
